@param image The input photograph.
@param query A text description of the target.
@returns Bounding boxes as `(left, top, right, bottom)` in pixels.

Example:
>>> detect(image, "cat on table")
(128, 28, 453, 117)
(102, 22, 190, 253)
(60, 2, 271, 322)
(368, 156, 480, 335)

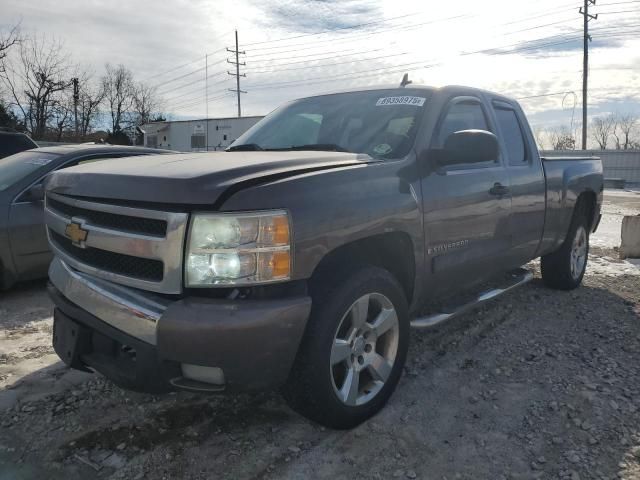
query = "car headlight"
(185, 210, 291, 287)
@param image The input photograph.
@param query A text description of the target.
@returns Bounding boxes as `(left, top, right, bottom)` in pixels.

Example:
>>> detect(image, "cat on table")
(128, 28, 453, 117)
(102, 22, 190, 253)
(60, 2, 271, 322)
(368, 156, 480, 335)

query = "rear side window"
(494, 108, 527, 165)
(437, 101, 488, 145)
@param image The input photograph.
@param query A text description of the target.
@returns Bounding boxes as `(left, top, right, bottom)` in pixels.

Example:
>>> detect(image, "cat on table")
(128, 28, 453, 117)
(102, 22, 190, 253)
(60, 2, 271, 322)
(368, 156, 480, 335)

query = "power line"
(594, 9, 640, 14)
(246, 47, 388, 69)
(170, 93, 236, 113)
(243, 2, 580, 52)
(244, 14, 576, 62)
(159, 10, 638, 115)
(142, 56, 205, 82)
(163, 77, 231, 105)
(248, 52, 410, 75)
(158, 71, 226, 96)
(145, 2, 579, 95)
(242, 11, 429, 47)
(246, 14, 469, 53)
(151, 57, 229, 89)
(517, 90, 578, 100)
(147, 3, 583, 96)
(242, 29, 639, 92)
(246, 24, 635, 78)
(499, 4, 578, 26)
(596, 0, 640, 5)
(141, 29, 234, 82)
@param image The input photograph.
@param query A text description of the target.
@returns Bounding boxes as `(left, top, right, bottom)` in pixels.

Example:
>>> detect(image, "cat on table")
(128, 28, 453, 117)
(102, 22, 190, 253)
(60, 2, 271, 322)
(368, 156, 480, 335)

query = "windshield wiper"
(226, 143, 264, 152)
(267, 143, 351, 153)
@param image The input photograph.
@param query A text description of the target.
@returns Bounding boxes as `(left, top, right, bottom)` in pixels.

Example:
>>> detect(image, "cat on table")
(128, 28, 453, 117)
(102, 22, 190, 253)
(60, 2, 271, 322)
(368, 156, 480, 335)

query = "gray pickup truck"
(44, 85, 603, 429)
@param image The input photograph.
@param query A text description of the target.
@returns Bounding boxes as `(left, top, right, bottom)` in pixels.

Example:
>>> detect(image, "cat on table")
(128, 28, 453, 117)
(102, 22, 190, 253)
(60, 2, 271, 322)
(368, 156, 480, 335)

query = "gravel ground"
(1, 191, 640, 480)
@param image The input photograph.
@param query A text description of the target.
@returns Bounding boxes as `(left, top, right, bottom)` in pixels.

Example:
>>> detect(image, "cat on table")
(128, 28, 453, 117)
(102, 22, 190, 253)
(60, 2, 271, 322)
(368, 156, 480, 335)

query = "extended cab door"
(421, 96, 512, 297)
(490, 100, 545, 267)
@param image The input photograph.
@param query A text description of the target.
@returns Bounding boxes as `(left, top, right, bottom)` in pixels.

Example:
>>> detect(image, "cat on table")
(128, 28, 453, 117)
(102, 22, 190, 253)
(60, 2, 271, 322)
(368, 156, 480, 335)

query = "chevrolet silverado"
(43, 85, 603, 428)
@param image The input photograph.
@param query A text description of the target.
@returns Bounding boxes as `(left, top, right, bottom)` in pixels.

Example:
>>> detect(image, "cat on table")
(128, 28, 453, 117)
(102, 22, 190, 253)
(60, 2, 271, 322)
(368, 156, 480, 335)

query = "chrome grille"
(44, 192, 188, 294)
(47, 197, 167, 237)
(49, 230, 164, 281)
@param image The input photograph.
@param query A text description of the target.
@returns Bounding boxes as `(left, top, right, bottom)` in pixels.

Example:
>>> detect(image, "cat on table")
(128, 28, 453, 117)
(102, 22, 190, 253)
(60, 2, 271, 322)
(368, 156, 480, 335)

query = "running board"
(410, 268, 534, 329)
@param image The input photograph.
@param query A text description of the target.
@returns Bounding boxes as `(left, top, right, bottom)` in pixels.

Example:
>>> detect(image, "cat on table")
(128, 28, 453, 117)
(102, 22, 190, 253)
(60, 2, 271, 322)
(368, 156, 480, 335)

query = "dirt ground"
(1, 190, 640, 480)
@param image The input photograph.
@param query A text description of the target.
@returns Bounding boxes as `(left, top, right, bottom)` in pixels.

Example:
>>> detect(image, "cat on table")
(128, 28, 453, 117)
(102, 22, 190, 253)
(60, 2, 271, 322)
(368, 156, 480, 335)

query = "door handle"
(489, 183, 510, 196)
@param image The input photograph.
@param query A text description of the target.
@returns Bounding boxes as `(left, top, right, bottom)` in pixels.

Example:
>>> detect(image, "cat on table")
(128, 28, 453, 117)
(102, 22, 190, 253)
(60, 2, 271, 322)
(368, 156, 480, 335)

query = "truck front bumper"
(48, 257, 311, 393)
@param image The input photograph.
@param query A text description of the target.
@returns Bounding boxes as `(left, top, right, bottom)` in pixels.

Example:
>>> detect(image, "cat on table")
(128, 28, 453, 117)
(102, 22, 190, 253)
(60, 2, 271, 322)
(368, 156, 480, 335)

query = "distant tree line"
(0, 24, 165, 144)
(535, 113, 640, 151)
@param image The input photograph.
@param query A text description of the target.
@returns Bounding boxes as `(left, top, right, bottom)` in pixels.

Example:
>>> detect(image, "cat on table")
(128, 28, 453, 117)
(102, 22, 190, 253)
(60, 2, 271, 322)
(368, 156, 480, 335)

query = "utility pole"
(579, 0, 597, 150)
(205, 54, 209, 151)
(227, 30, 246, 118)
(72, 77, 79, 140)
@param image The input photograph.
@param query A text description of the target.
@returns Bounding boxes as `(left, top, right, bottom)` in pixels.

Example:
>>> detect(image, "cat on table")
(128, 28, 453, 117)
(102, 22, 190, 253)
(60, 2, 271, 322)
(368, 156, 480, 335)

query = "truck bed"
(538, 155, 603, 256)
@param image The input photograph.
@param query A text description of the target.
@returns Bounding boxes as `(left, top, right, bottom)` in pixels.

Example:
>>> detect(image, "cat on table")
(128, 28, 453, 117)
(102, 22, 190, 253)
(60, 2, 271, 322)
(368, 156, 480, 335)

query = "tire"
(541, 201, 590, 290)
(282, 266, 409, 429)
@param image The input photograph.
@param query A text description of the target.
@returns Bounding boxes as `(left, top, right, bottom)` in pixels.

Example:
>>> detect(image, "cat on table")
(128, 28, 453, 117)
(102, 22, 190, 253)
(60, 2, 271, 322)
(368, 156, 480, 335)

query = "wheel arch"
(576, 189, 598, 232)
(308, 232, 416, 305)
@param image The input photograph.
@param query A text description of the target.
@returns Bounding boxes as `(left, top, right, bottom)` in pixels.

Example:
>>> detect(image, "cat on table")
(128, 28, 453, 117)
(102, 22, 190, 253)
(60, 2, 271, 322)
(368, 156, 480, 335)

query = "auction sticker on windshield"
(376, 96, 426, 107)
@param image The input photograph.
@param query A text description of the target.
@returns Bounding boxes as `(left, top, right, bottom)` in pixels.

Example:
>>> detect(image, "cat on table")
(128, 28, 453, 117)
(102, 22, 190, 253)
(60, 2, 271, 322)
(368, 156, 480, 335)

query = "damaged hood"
(44, 151, 375, 205)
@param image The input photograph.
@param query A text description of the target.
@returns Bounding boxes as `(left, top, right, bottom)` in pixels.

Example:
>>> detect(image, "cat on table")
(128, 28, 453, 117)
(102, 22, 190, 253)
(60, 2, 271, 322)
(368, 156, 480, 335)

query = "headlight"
(185, 210, 291, 287)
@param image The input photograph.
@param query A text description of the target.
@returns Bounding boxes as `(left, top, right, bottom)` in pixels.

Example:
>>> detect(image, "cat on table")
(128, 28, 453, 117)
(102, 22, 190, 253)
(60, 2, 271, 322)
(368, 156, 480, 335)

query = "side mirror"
(26, 183, 45, 202)
(437, 129, 499, 166)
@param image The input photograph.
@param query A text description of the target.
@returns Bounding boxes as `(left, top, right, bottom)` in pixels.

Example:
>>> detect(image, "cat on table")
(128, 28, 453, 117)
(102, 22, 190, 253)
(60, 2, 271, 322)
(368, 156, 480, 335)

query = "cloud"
(248, 0, 382, 33)
(2, 0, 639, 126)
(483, 34, 625, 58)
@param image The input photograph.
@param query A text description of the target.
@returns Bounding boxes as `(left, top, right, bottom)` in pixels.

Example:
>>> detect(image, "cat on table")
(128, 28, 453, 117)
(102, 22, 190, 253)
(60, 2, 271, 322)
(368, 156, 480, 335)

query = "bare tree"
(77, 77, 105, 138)
(102, 63, 134, 133)
(533, 126, 549, 150)
(132, 81, 162, 127)
(590, 115, 616, 150)
(549, 126, 576, 150)
(0, 36, 74, 139)
(50, 92, 74, 141)
(0, 22, 20, 69)
(615, 113, 638, 150)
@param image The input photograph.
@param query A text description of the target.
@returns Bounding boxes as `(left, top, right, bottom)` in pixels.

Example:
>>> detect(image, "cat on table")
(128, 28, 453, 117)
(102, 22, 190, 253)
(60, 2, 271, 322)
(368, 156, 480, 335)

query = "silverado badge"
(65, 221, 88, 246)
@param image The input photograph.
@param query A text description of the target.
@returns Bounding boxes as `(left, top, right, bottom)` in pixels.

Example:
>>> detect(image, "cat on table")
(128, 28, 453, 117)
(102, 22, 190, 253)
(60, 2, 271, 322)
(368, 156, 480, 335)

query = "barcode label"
(376, 96, 426, 107)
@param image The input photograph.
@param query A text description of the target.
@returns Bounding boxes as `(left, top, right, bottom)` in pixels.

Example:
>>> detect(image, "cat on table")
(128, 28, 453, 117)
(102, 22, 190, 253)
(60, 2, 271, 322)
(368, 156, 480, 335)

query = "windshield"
(230, 89, 430, 159)
(0, 151, 59, 191)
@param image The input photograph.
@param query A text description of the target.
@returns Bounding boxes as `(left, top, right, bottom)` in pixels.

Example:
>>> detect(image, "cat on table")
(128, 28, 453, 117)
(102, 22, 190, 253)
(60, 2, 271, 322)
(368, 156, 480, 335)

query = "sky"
(1, 0, 639, 135)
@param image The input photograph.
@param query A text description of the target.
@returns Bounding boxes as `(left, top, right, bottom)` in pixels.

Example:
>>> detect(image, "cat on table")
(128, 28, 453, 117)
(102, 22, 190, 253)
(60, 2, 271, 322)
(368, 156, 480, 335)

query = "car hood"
(44, 151, 377, 206)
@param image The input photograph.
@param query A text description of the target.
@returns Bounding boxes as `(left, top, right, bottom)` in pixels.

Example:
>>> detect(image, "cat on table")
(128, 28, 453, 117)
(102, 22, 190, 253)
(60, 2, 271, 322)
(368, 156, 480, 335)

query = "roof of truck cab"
(299, 84, 518, 104)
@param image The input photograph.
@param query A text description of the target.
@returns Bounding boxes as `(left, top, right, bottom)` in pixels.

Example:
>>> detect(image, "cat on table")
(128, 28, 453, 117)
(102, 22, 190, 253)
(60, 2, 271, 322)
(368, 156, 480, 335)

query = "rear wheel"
(541, 202, 590, 290)
(282, 266, 409, 429)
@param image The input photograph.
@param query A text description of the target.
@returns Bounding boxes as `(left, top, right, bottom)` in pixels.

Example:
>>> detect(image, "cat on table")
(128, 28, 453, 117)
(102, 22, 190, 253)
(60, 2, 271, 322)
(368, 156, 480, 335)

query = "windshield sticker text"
(376, 96, 426, 107)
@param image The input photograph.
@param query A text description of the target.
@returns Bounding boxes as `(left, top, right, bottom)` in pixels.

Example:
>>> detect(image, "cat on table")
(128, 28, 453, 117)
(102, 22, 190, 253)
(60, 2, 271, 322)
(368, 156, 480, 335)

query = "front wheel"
(282, 266, 409, 429)
(541, 203, 589, 290)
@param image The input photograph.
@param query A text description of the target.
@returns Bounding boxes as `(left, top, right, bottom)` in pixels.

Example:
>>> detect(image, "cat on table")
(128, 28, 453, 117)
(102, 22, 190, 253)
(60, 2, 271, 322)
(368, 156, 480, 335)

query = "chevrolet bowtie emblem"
(65, 222, 88, 246)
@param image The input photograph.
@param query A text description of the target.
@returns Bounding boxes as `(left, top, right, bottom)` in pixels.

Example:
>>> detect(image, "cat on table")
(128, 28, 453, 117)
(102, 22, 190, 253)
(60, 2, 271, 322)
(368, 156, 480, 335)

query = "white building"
(142, 116, 263, 152)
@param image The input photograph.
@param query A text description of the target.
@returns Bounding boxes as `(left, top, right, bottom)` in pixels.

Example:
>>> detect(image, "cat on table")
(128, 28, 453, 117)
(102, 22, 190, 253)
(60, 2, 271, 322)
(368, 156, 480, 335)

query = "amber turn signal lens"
(270, 251, 291, 278)
(272, 215, 290, 246)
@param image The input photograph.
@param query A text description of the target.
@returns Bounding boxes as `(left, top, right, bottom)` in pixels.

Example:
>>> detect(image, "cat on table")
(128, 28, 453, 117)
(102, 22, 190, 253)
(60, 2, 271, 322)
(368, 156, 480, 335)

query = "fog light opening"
(181, 364, 225, 385)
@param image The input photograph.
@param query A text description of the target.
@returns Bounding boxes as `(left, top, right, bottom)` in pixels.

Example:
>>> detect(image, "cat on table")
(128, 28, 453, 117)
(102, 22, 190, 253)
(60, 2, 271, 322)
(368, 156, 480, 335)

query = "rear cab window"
(492, 102, 528, 166)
